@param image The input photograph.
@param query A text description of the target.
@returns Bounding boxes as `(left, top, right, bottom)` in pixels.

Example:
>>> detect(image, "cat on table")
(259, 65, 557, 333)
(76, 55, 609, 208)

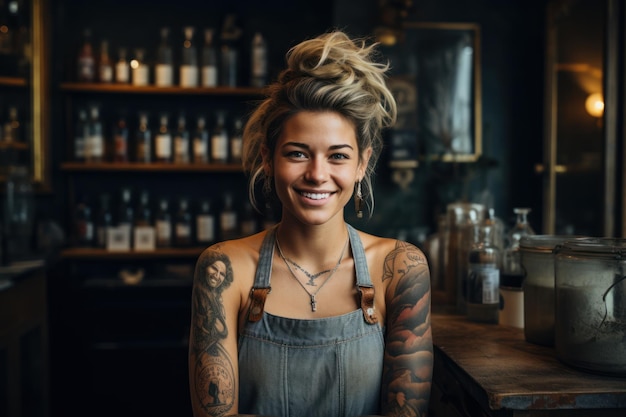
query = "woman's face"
(206, 260, 226, 288)
(265, 111, 371, 226)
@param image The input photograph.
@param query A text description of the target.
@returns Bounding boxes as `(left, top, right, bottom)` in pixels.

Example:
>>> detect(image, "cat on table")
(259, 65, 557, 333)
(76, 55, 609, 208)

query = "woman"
(189, 30, 433, 417)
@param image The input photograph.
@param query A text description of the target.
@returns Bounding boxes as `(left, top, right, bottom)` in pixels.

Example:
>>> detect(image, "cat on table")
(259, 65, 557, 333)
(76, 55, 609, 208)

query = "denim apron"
(238, 224, 384, 417)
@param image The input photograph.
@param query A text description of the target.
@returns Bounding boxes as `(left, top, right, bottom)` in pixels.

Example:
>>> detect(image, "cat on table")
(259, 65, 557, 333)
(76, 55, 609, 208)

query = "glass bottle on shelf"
(155, 197, 172, 248)
(220, 14, 241, 87)
(115, 47, 130, 83)
(201, 28, 218, 87)
(86, 104, 104, 163)
(173, 113, 190, 163)
(117, 187, 134, 249)
(502, 207, 535, 282)
(155, 27, 173, 87)
(219, 193, 238, 240)
(131, 48, 149, 86)
(195, 199, 215, 246)
(98, 39, 113, 83)
(4, 105, 21, 142)
(174, 197, 192, 247)
(180, 26, 198, 88)
(77, 28, 95, 82)
(229, 117, 243, 164)
(112, 115, 129, 162)
(192, 115, 209, 163)
(133, 190, 155, 250)
(74, 108, 88, 162)
(466, 223, 500, 324)
(211, 111, 229, 163)
(155, 113, 172, 163)
(250, 32, 268, 88)
(135, 112, 152, 163)
(95, 193, 113, 249)
(74, 195, 94, 247)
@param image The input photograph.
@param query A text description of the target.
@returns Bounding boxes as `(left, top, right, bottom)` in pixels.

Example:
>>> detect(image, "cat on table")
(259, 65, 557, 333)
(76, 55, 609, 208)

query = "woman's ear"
(358, 147, 373, 180)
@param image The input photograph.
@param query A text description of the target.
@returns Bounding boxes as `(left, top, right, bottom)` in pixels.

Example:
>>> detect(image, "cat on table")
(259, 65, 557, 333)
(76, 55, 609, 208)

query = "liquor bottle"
(115, 47, 130, 83)
(155, 114, 172, 163)
(210, 111, 229, 163)
(220, 14, 241, 87)
(133, 189, 155, 250)
(155, 27, 174, 87)
(86, 105, 104, 163)
(117, 187, 134, 248)
(74, 108, 88, 162)
(219, 193, 238, 240)
(195, 199, 215, 246)
(95, 193, 113, 248)
(134, 190, 152, 227)
(201, 28, 218, 87)
(180, 26, 198, 87)
(98, 39, 113, 83)
(131, 48, 149, 86)
(174, 197, 192, 247)
(466, 223, 501, 324)
(173, 113, 190, 163)
(229, 117, 243, 164)
(135, 112, 152, 163)
(112, 115, 129, 162)
(240, 202, 258, 237)
(250, 32, 268, 88)
(155, 198, 172, 248)
(192, 116, 209, 163)
(77, 28, 95, 82)
(4, 105, 21, 142)
(74, 195, 94, 247)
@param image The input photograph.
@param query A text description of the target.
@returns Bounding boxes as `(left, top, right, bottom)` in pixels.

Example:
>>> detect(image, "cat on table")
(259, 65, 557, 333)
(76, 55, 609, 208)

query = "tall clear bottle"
(250, 32, 268, 87)
(86, 104, 104, 163)
(155, 27, 174, 87)
(211, 111, 229, 163)
(131, 48, 149, 86)
(173, 113, 190, 163)
(229, 117, 243, 164)
(201, 28, 218, 87)
(155, 198, 172, 248)
(77, 28, 95, 82)
(155, 114, 172, 163)
(219, 193, 238, 240)
(95, 193, 113, 248)
(98, 39, 113, 83)
(466, 223, 501, 324)
(115, 47, 130, 83)
(135, 112, 152, 163)
(192, 116, 209, 163)
(74, 108, 88, 162)
(195, 199, 215, 246)
(174, 197, 192, 247)
(180, 27, 198, 87)
(117, 187, 134, 249)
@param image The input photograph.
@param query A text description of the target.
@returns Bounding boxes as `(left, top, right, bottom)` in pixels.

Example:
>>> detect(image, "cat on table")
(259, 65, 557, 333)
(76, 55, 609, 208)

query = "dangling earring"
(355, 181, 364, 218)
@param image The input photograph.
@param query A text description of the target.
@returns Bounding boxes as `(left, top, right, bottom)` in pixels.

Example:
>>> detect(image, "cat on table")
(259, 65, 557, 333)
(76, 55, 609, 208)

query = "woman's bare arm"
(189, 244, 241, 417)
(381, 240, 433, 416)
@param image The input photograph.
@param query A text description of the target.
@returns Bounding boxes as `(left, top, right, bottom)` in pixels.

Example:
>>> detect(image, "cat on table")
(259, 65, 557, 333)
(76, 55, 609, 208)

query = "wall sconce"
(585, 92, 604, 118)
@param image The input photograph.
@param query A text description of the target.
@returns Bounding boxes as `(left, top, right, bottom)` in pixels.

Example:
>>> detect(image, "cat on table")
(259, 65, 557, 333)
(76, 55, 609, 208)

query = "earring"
(355, 181, 364, 218)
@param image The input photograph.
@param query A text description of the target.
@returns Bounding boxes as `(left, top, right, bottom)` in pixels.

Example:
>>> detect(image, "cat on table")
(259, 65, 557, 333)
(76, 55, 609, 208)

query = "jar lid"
(556, 237, 626, 259)
(519, 235, 582, 253)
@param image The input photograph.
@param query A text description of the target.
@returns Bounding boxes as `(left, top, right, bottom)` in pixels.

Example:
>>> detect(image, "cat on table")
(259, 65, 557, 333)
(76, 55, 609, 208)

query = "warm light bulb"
(585, 93, 604, 118)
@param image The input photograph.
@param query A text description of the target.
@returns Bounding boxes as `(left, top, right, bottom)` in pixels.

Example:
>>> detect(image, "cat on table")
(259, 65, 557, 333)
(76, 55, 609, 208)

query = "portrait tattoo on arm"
(190, 247, 237, 416)
(381, 241, 433, 417)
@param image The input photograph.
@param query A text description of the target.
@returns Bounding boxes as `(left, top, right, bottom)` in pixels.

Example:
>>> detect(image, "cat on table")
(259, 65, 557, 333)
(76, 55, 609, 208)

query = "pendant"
(310, 295, 317, 312)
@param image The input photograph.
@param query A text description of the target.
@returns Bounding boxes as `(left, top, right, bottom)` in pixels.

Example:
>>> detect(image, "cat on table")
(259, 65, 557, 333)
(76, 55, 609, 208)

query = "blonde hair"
(242, 30, 397, 217)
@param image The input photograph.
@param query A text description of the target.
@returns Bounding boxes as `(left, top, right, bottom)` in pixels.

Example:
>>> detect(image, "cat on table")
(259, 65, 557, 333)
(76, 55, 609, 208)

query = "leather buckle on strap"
(247, 287, 271, 322)
(358, 285, 378, 324)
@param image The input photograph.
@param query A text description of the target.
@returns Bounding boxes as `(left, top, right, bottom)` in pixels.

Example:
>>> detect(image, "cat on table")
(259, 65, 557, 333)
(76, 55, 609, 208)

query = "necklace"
(284, 258, 332, 286)
(275, 230, 349, 312)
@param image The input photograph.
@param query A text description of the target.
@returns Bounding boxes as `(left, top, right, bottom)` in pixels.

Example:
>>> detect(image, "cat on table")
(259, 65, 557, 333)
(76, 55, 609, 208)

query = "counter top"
(431, 313, 626, 414)
(0, 259, 46, 292)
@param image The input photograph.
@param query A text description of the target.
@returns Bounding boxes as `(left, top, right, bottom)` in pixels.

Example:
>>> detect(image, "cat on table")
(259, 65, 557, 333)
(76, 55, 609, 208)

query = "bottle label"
(156, 220, 172, 242)
(230, 136, 242, 161)
(132, 65, 149, 86)
(193, 138, 207, 162)
(196, 214, 215, 242)
(176, 223, 191, 238)
(155, 64, 173, 87)
(78, 57, 95, 81)
(174, 136, 189, 162)
(252, 46, 267, 78)
(100, 65, 113, 82)
(180, 66, 199, 87)
(116, 62, 129, 83)
(90, 134, 104, 158)
(201, 66, 217, 87)
(211, 133, 228, 162)
(155, 134, 172, 158)
(220, 212, 237, 233)
(467, 264, 500, 304)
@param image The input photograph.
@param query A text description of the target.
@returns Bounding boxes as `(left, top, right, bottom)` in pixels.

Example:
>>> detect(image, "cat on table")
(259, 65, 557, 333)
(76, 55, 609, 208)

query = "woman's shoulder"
(356, 228, 427, 261)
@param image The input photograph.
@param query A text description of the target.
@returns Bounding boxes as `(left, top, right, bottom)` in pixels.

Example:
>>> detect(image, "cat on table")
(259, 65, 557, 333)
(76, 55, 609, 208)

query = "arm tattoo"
(190, 247, 236, 416)
(382, 241, 433, 417)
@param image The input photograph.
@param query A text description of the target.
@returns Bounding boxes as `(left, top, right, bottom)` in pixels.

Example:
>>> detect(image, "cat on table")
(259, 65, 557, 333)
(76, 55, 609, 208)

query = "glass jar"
(520, 235, 579, 346)
(554, 238, 626, 375)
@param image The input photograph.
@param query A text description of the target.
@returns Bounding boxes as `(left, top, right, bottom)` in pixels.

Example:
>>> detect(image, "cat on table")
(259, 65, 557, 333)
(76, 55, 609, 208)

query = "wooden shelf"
(59, 82, 266, 96)
(60, 161, 244, 172)
(61, 247, 205, 259)
(0, 141, 29, 150)
(0, 76, 27, 87)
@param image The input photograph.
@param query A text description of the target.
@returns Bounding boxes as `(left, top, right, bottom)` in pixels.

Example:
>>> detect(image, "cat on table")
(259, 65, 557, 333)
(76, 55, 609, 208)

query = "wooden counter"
(430, 313, 626, 417)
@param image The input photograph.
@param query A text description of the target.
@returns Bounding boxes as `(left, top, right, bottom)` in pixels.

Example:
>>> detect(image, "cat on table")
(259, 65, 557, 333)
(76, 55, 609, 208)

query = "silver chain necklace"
(284, 258, 332, 286)
(275, 231, 349, 312)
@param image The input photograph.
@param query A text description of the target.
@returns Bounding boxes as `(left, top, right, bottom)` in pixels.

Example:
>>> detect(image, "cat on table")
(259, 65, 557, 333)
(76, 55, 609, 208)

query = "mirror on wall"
(0, 0, 49, 190)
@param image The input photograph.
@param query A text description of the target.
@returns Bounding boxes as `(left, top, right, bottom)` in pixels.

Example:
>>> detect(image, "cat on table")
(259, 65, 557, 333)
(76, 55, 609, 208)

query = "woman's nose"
(304, 158, 328, 183)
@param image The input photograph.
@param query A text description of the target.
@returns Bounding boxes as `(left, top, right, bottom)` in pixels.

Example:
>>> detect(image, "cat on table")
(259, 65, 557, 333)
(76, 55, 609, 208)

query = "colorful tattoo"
(190, 247, 236, 416)
(381, 241, 433, 417)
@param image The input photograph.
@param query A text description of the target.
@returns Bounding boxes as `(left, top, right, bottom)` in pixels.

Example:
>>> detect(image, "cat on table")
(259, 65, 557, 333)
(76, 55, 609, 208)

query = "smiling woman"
(189, 30, 433, 417)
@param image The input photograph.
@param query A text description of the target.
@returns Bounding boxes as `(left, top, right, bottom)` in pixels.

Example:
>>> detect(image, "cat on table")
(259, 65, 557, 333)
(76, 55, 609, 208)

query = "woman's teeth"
(301, 192, 330, 200)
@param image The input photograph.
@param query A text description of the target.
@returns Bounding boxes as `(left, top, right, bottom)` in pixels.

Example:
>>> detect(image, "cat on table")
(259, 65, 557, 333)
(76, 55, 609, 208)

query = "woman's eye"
(286, 150, 307, 159)
(330, 153, 349, 160)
